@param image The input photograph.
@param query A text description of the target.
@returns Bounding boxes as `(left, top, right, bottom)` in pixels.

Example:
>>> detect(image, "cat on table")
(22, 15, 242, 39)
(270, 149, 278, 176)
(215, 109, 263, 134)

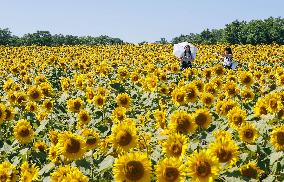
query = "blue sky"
(0, 0, 283, 43)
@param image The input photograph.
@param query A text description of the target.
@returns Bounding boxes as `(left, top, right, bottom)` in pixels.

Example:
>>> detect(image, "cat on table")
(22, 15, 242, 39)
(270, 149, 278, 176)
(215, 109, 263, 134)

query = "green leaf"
(270, 151, 283, 165)
(39, 163, 55, 175)
(98, 155, 114, 172)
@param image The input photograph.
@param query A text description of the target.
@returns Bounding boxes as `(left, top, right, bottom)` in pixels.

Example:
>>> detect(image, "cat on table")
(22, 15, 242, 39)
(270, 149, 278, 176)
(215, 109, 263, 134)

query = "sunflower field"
(0, 44, 284, 182)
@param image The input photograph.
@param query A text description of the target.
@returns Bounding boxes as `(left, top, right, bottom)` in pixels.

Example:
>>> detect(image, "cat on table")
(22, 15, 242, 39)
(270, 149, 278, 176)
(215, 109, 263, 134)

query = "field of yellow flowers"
(0, 44, 284, 182)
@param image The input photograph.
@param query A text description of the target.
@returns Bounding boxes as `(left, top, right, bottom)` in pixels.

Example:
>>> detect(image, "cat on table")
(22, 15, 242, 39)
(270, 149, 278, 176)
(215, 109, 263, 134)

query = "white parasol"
(173, 42, 198, 59)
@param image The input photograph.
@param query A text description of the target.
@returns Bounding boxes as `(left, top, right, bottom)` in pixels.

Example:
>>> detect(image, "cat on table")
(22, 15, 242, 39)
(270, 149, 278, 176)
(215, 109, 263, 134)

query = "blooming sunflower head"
(227, 107, 247, 129)
(240, 161, 263, 179)
(110, 121, 138, 153)
(113, 152, 151, 182)
(270, 125, 284, 151)
(187, 149, 221, 182)
(81, 128, 101, 150)
(169, 110, 197, 134)
(156, 157, 186, 182)
(238, 122, 259, 144)
(116, 93, 132, 109)
(162, 133, 188, 158)
(13, 119, 34, 144)
(193, 108, 212, 129)
(57, 131, 86, 161)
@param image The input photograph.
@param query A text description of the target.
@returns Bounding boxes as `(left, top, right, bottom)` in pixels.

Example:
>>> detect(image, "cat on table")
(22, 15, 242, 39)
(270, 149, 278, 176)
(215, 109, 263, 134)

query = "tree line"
(1, 17, 283, 46)
(0, 30, 124, 46)
(171, 17, 284, 45)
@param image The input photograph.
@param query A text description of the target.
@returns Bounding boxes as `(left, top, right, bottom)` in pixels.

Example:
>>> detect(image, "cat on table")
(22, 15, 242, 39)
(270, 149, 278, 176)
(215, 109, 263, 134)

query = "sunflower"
(266, 94, 282, 113)
(204, 83, 218, 96)
(13, 119, 34, 144)
(200, 92, 215, 107)
(239, 161, 263, 179)
(4, 107, 14, 122)
(110, 121, 138, 152)
(187, 149, 220, 182)
(112, 106, 127, 123)
(60, 78, 72, 91)
(117, 66, 129, 80)
(3, 79, 14, 92)
(113, 152, 151, 182)
(85, 87, 95, 103)
(213, 130, 232, 141)
(20, 161, 39, 182)
(238, 122, 259, 144)
(239, 71, 254, 87)
(156, 157, 186, 182)
(67, 98, 84, 113)
(25, 101, 38, 113)
(214, 64, 225, 76)
(81, 128, 101, 150)
(171, 87, 186, 106)
(15, 91, 28, 106)
(270, 125, 284, 151)
(42, 99, 54, 112)
(131, 72, 140, 83)
(27, 85, 42, 101)
(0, 103, 7, 124)
(77, 109, 91, 126)
(153, 109, 167, 129)
(192, 80, 204, 92)
(57, 131, 86, 160)
(92, 95, 105, 108)
(162, 133, 188, 158)
(48, 144, 59, 163)
(33, 140, 48, 152)
(0, 161, 18, 182)
(51, 165, 89, 182)
(169, 110, 197, 134)
(253, 99, 268, 117)
(227, 107, 247, 129)
(193, 108, 212, 129)
(143, 75, 158, 92)
(223, 80, 240, 97)
(116, 93, 132, 109)
(241, 88, 255, 103)
(49, 130, 59, 145)
(209, 138, 239, 168)
(219, 99, 237, 116)
(184, 84, 198, 103)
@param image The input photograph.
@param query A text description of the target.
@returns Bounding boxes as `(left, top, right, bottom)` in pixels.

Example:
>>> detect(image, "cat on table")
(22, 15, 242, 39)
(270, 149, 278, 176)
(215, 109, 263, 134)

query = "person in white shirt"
(216, 47, 233, 69)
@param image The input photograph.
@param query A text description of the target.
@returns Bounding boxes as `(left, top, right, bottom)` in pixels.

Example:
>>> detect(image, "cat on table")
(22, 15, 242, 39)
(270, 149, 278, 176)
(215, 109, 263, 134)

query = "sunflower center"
(119, 97, 129, 106)
(232, 115, 243, 126)
(45, 102, 53, 110)
(30, 91, 40, 100)
(176, 94, 185, 103)
(269, 100, 277, 109)
(243, 76, 251, 84)
(170, 143, 182, 157)
(117, 131, 132, 146)
(80, 113, 89, 122)
(276, 132, 284, 145)
(73, 101, 82, 111)
(20, 128, 30, 137)
(217, 148, 232, 163)
(5, 109, 11, 119)
(96, 97, 104, 106)
(241, 166, 258, 179)
(124, 161, 144, 181)
(176, 117, 191, 133)
(244, 129, 254, 139)
(195, 113, 207, 126)
(66, 138, 81, 153)
(204, 97, 213, 104)
(164, 167, 179, 182)
(0, 173, 8, 181)
(260, 106, 267, 115)
(196, 161, 211, 177)
(86, 135, 97, 145)
(187, 89, 196, 99)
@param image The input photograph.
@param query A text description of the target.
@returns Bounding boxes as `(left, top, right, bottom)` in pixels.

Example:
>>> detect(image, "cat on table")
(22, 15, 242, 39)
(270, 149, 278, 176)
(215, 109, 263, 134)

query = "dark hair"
(184, 45, 192, 58)
(225, 47, 232, 54)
